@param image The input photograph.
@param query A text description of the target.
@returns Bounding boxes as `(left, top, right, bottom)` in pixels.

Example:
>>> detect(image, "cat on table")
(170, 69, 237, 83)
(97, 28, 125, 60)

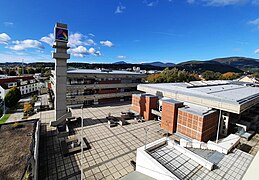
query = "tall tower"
(52, 23, 70, 123)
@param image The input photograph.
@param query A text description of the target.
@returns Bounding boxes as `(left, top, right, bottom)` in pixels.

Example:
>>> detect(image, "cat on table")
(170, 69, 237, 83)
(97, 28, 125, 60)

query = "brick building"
(177, 104, 219, 141)
(131, 80, 259, 142)
(50, 68, 146, 106)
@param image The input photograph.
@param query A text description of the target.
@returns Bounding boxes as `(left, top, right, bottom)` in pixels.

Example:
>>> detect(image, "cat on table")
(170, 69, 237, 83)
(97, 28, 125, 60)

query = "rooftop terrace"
(37, 103, 164, 179)
(0, 120, 38, 179)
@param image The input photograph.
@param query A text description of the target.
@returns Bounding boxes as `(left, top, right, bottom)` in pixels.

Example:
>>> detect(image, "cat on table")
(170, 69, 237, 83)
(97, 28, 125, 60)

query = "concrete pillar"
(52, 23, 70, 122)
(93, 99, 99, 105)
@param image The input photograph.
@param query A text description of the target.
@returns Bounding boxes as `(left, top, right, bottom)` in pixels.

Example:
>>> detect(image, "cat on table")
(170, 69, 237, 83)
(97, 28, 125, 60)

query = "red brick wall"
(143, 96, 158, 121)
(161, 101, 184, 133)
(131, 94, 158, 121)
(131, 95, 143, 114)
(177, 109, 218, 142)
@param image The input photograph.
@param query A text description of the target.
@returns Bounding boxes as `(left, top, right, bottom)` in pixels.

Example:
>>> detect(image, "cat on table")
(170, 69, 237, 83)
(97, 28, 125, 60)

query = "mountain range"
(1, 56, 259, 74)
(113, 61, 175, 68)
(113, 57, 259, 73)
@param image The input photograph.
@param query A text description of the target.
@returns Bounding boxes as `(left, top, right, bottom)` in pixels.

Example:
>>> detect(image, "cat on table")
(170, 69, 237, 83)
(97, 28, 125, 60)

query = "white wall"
(136, 138, 179, 180)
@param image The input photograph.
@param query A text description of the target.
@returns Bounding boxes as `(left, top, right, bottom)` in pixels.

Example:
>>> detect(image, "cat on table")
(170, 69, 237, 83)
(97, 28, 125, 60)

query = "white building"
(0, 76, 40, 100)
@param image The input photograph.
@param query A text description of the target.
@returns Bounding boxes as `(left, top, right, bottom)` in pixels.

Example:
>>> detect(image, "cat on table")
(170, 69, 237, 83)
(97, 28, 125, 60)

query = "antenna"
(22, 59, 24, 75)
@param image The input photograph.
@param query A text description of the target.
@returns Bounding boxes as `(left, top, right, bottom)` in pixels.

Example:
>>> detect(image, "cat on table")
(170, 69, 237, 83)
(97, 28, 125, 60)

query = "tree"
(220, 72, 240, 80)
(146, 68, 200, 83)
(9, 70, 17, 76)
(253, 72, 259, 79)
(24, 102, 33, 115)
(4, 87, 21, 108)
(201, 70, 221, 80)
(27, 68, 35, 74)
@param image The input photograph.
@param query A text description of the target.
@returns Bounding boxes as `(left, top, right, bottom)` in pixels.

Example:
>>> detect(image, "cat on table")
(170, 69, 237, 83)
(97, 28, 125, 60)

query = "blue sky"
(0, 0, 259, 64)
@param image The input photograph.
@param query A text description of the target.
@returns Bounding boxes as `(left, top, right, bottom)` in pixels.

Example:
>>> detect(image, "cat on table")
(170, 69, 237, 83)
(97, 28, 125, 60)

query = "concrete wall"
(136, 138, 179, 180)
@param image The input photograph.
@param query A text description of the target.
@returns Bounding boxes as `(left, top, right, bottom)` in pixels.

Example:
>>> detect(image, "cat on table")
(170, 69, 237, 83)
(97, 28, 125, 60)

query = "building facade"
(0, 76, 40, 100)
(131, 80, 259, 142)
(50, 69, 146, 106)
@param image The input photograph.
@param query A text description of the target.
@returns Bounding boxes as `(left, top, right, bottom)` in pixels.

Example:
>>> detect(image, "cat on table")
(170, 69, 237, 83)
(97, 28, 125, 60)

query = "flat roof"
(67, 69, 145, 75)
(0, 120, 36, 179)
(138, 80, 259, 114)
(179, 102, 215, 116)
(148, 144, 253, 180)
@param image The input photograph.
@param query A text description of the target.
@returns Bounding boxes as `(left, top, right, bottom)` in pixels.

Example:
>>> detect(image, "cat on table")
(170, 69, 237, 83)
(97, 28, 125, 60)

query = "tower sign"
(54, 26, 68, 42)
(51, 23, 70, 125)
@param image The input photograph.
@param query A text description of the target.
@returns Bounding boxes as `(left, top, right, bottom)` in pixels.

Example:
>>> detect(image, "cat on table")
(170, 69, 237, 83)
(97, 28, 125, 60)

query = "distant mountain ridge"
(175, 60, 242, 73)
(1, 56, 259, 73)
(113, 61, 128, 65)
(142, 61, 175, 67)
(212, 57, 259, 70)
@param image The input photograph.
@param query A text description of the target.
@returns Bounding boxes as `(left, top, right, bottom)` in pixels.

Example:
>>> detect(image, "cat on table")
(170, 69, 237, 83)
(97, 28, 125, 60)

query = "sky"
(0, 0, 259, 64)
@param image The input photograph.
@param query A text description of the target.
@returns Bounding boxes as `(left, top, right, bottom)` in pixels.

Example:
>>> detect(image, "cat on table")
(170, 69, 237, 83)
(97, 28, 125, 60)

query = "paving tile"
(38, 103, 164, 180)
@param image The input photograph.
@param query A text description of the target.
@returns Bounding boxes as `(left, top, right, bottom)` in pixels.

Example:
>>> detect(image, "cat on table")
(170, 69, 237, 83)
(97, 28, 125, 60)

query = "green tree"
(146, 68, 200, 83)
(4, 87, 21, 108)
(202, 70, 221, 80)
(253, 72, 259, 79)
(27, 68, 35, 74)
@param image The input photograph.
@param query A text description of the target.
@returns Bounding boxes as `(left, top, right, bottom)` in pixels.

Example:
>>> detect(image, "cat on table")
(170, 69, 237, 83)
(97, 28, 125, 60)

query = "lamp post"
(3, 99, 5, 115)
(144, 126, 149, 150)
(81, 106, 84, 180)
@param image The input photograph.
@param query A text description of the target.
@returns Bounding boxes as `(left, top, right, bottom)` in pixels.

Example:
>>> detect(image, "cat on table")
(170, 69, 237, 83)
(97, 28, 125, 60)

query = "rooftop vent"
(100, 68, 113, 73)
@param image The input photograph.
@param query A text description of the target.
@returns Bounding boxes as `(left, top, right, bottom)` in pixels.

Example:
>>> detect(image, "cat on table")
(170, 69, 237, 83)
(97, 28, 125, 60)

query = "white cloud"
(69, 46, 89, 57)
(116, 55, 126, 59)
(255, 49, 259, 54)
(94, 51, 102, 56)
(69, 46, 102, 57)
(85, 39, 96, 46)
(100, 40, 114, 47)
(88, 33, 95, 37)
(40, 33, 54, 46)
(68, 33, 85, 47)
(115, 3, 126, 13)
(41, 32, 96, 47)
(248, 18, 259, 28)
(3, 22, 14, 27)
(0, 33, 11, 44)
(8, 39, 44, 51)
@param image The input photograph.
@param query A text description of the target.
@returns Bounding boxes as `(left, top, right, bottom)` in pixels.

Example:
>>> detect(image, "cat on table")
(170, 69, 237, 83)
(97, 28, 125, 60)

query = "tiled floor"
(149, 144, 254, 180)
(38, 102, 164, 180)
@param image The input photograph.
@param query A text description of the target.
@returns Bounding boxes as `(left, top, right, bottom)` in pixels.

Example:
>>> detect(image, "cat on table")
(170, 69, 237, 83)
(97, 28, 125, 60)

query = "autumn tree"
(220, 72, 240, 80)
